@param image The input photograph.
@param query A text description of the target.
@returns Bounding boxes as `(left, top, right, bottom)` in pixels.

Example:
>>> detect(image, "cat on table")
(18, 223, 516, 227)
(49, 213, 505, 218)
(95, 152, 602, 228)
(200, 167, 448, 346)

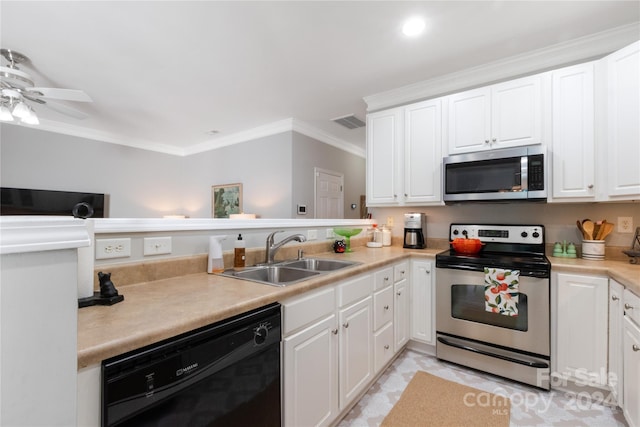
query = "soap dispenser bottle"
(208, 235, 226, 274)
(234, 234, 246, 268)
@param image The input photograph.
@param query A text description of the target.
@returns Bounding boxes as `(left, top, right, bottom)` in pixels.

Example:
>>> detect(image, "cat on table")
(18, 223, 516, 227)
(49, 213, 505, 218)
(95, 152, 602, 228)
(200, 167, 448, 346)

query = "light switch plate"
(144, 237, 172, 255)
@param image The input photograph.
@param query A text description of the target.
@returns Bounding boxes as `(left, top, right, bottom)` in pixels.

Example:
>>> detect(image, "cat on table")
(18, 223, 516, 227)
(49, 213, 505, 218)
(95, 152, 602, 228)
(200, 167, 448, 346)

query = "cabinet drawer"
(374, 267, 393, 291)
(373, 286, 393, 330)
(338, 273, 373, 308)
(625, 289, 640, 327)
(374, 322, 394, 373)
(394, 262, 408, 283)
(282, 286, 335, 335)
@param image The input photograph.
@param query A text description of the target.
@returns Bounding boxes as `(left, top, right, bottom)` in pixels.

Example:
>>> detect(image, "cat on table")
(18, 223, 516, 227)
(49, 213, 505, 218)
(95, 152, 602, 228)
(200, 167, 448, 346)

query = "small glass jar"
(381, 225, 392, 246)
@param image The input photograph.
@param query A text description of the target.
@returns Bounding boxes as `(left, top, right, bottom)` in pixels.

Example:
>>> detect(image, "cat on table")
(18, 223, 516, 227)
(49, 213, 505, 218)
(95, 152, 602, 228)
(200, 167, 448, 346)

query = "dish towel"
(484, 267, 519, 316)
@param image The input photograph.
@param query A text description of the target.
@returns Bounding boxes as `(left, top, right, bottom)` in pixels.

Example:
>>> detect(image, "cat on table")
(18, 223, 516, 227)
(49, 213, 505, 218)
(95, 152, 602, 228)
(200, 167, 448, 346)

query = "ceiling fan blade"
(37, 99, 89, 119)
(28, 87, 92, 102)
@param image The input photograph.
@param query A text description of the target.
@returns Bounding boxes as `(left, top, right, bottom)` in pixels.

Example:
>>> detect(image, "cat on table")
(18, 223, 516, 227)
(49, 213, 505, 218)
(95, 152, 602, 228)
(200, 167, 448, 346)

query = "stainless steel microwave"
(443, 146, 546, 203)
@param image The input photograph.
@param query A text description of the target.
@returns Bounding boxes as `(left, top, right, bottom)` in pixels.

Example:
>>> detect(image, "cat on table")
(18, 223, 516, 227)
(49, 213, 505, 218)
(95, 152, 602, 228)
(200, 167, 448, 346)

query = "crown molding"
(364, 23, 640, 112)
(291, 119, 366, 158)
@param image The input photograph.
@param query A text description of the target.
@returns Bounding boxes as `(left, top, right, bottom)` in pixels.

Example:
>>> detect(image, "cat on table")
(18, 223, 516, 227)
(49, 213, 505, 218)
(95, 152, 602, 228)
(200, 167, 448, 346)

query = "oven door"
(436, 267, 549, 357)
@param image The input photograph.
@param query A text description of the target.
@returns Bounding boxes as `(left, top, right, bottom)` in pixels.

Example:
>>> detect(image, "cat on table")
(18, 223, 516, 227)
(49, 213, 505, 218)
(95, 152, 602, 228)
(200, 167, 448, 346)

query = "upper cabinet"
(447, 74, 545, 154)
(550, 62, 596, 200)
(604, 41, 640, 200)
(366, 99, 444, 207)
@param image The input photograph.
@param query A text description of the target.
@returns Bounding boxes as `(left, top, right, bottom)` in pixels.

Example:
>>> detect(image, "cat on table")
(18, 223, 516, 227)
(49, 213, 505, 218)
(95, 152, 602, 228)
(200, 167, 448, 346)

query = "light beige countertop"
(77, 245, 639, 369)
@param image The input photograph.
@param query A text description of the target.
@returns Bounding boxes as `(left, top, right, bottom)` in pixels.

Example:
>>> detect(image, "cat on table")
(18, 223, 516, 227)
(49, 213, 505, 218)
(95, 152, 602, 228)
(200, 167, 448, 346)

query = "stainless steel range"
(436, 224, 551, 390)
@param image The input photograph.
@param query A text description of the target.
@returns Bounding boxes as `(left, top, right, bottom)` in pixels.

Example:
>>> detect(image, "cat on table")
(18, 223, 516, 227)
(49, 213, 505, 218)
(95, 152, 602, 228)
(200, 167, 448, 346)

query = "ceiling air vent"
(331, 114, 366, 130)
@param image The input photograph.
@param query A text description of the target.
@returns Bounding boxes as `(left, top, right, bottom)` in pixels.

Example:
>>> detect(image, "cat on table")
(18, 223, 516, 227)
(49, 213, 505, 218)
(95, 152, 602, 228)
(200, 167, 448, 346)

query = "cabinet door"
(283, 315, 338, 427)
(605, 41, 640, 198)
(410, 260, 434, 344)
(623, 316, 640, 427)
(373, 322, 394, 374)
(555, 273, 608, 385)
(551, 63, 595, 200)
(394, 279, 410, 352)
(404, 99, 443, 204)
(338, 296, 373, 410)
(491, 74, 543, 149)
(609, 279, 624, 406)
(366, 108, 402, 205)
(448, 86, 491, 154)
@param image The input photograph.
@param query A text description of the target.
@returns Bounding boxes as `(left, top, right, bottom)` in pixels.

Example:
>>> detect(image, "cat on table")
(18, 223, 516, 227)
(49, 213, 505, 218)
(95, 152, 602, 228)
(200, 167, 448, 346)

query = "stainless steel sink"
(221, 265, 321, 286)
(218, 258, 359, 286)
(279, 258, 359, 271)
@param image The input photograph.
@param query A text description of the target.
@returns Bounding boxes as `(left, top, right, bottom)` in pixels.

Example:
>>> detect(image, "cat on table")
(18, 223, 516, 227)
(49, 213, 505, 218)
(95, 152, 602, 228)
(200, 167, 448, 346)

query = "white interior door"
(315, 168, 344, 219)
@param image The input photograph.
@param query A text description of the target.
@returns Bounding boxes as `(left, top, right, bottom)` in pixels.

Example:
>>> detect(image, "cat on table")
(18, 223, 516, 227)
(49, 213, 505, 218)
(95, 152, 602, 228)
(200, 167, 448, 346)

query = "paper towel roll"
(77, 220, 95, 299)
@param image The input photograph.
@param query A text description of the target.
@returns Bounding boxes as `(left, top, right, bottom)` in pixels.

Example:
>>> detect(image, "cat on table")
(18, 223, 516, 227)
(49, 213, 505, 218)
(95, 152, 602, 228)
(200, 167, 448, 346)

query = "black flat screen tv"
(0, 187, 106, 218)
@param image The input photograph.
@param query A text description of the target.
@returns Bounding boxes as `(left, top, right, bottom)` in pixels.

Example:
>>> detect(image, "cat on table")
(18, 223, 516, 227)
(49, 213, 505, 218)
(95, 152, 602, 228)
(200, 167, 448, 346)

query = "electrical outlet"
(144, 237, 172, 255)
(96, 238, 131, 259)
(387, 216, 394, 227)
(326, 229, 335, 239)
(618, 217, 634, 233)
(307, 230, 318, 241)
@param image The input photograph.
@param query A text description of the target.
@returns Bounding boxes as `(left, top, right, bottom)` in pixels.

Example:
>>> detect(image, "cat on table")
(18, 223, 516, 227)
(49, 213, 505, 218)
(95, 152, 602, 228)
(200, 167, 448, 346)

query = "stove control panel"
(450, 224, 544, 244)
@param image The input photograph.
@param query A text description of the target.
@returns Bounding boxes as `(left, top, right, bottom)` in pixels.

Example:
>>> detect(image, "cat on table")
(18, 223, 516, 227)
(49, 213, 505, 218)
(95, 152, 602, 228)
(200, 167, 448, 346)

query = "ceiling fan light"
(0, 105, 14, 121)
(12, 101, 30, 119)
(21, 107, 39, 125)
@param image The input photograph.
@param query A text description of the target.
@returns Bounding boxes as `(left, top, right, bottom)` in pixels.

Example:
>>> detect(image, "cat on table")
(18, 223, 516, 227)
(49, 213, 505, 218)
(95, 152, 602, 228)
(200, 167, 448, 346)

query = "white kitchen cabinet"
(338, 295, 373, 409)
(448, 74, 544, 154)
(283, 314, 338, 427)
(554, 272, 608, 386)
(609, 279, 624, 406)
(410, 260, 434, 345)
(366, 100, 444, 207)
(403, 98, 444, 204)
(394, 274, 410, 352)
(550, 62, 596, 200)
(623, 288, 640, 427)
(366, 107, 402, 205)
(603, 40, 640, 200)
(373, 281, 394, 373)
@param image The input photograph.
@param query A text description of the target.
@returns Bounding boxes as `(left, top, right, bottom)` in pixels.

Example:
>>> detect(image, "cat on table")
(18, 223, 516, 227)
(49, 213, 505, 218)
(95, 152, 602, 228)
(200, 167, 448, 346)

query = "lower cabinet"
(554, 272, 608, 386)
(394, 262, 410, 351)
(623, 289, 640, 427)
(609, 279, 624, 405)
(410, 260, 434, 345)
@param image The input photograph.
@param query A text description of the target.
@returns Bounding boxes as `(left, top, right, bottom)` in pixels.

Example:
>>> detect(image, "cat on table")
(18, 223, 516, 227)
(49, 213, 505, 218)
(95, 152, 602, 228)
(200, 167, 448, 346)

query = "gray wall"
(292, 133, 366, 219)
(1, 125, 364, 219)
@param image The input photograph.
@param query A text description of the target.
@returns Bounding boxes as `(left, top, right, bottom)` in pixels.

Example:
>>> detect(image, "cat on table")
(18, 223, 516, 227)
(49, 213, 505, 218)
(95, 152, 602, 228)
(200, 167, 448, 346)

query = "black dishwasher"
(102, 303, 281, 427)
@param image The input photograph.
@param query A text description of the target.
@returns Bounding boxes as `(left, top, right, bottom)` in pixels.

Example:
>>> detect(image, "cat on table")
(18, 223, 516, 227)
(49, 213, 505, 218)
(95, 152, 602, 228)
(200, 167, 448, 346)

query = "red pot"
(451, 238, 484, 254)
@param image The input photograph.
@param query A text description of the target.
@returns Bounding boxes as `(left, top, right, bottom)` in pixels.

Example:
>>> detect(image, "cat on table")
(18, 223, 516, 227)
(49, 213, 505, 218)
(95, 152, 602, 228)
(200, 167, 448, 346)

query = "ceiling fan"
(0, 48, 93, 124)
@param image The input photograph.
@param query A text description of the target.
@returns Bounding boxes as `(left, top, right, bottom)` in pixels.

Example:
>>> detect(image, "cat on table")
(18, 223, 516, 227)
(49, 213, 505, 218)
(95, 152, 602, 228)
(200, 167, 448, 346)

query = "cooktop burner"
(436, 224, 550, 277)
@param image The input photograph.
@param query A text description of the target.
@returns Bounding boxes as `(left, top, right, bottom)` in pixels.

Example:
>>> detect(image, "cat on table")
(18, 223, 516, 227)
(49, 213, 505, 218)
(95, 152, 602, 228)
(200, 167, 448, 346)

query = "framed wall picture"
(212, 183, 242, 218)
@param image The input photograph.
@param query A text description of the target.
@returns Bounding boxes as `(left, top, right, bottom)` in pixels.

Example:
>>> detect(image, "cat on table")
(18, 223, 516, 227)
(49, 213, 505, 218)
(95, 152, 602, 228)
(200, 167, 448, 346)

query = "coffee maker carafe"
(403, 213, 426, 249)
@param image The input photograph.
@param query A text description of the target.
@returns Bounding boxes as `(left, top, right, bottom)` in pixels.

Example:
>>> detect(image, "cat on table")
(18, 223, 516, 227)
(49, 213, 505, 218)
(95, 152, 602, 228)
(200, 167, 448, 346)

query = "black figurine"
(98, 272, 119, 298)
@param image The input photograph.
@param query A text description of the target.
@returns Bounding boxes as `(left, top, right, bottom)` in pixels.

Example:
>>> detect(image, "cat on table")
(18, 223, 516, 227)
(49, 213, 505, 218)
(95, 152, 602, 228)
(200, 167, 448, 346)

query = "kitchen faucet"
(265, 231, 306, 264)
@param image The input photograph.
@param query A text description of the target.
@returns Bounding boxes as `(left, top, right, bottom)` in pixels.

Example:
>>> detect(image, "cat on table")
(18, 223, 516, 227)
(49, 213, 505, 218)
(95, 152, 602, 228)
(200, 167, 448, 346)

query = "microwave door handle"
(521, 156, 528, 191)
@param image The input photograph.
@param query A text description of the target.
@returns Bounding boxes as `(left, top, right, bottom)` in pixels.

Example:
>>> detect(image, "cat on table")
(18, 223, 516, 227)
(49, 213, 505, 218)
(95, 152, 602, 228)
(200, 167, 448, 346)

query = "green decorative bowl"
(333, 228, 362, 252)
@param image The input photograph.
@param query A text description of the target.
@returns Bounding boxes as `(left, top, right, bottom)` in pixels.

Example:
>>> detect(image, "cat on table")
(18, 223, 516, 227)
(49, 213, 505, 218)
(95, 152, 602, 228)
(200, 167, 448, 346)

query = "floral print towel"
(484, 267, 519, 316)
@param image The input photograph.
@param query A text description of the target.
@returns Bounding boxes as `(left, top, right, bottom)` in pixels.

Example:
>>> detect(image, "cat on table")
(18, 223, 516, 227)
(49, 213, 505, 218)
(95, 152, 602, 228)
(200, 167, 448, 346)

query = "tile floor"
(337, 349, 627, 427)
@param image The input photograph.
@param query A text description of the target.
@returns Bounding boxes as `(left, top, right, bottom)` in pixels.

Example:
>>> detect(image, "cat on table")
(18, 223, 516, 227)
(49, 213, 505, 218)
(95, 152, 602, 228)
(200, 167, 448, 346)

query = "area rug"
(381, 371, 510, 427)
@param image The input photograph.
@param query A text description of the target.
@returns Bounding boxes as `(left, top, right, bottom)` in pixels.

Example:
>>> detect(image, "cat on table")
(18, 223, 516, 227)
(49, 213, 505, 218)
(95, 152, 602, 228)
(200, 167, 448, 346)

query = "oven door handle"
(437, 336, 549, 369)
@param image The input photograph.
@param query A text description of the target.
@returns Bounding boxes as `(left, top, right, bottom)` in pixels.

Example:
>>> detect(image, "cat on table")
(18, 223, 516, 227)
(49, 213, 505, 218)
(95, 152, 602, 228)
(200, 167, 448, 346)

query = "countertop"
(77, 246, 639, 369)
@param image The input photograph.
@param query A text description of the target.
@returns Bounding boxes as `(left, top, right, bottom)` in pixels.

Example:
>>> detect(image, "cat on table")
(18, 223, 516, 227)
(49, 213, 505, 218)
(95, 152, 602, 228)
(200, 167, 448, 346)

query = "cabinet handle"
(588, 184, 594, 189)
(404, 193, 408, 197)
(612, 295, 619, 301)
(625, 304, 634, 310)
(426, 270, 430, 274)
(332, 328, 338, 335)
(400, 270, 405, 274)
(492, 138, 497, 143)
(397, 291, 402, 296)
(384, 305, 389, 310)
(633, 345, 640, 352)
(384, 344, 390, 350)
(393, 194, 397, 198)
(343, 322, 349, 329)
(384, 277, 389, 282)
(484, 139, 490, 144)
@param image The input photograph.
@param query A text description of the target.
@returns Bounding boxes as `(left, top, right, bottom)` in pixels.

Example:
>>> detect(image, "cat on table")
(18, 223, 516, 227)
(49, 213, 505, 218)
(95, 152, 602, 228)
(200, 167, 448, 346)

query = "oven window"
(445, 157, 522, 194)
(451, 285, 528, 331)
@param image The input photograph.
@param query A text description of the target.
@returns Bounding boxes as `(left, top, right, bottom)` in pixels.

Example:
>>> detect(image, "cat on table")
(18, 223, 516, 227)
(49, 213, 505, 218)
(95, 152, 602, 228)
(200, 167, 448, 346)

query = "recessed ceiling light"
(402, 16, 426, 37)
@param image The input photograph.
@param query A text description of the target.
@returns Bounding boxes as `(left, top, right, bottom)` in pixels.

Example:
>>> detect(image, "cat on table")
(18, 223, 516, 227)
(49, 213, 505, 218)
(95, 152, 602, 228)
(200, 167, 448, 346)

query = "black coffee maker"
(403, 213, 426, 249)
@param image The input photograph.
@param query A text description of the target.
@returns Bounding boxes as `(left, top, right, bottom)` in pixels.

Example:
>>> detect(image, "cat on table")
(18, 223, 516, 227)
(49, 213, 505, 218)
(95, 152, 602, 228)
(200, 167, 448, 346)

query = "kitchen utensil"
(599, 222, 614, 240)
(451, 237, 484, 254)
(576, 220, 585, 238)
(593, 221, 602, 240)
(582, 220, 595, 240)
